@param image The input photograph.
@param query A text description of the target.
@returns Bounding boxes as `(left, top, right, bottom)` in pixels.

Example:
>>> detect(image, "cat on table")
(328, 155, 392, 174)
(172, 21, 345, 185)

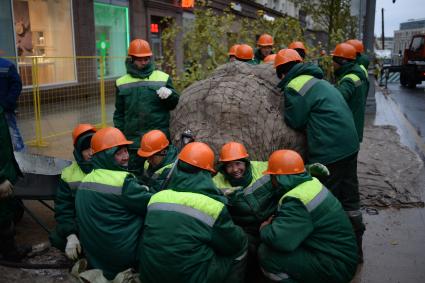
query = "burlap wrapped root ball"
(170, 61, 307, 161)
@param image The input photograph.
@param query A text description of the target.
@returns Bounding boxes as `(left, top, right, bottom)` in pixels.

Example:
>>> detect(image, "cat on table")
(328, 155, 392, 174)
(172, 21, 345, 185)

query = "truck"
(399, 34, 425, 88)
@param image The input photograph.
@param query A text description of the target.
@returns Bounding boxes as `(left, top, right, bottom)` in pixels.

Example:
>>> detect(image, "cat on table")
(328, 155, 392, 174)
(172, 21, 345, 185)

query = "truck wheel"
(407, 75, 417, 88)
(400, 71, 407, 86)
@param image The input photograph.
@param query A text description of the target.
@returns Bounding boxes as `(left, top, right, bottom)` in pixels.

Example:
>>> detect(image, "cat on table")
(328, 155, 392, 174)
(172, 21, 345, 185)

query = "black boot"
(349, 215, 366, 264)
(0, 220, 32, 262)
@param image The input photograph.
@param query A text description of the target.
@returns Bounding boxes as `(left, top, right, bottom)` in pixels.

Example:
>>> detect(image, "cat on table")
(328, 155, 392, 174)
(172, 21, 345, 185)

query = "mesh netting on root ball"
(170, 61, 307, 160)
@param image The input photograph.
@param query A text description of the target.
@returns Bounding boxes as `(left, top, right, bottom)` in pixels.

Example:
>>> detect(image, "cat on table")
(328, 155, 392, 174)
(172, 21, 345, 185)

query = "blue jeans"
(4, 111, 25, 152)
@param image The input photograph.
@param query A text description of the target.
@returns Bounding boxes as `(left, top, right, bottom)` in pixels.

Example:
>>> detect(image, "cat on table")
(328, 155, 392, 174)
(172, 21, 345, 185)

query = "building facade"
(0, 0, 327, 96)
(393, 18, 425, 65)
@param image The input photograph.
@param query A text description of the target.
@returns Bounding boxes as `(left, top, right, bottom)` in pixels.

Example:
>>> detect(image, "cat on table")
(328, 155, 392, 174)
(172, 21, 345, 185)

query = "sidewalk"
(353, 88, 425, 282)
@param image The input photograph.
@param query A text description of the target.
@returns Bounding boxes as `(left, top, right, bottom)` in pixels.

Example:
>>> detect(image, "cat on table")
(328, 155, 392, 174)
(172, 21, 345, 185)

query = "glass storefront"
(13, 0, 76, 86)
(94, 1, 129, 78)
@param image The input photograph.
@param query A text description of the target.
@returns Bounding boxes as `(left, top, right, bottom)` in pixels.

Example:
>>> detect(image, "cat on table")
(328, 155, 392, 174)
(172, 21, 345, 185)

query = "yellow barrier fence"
(3, 56, 127, 159)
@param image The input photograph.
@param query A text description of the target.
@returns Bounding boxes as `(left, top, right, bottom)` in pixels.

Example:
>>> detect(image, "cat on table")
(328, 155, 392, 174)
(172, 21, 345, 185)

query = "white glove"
(0, 180, 13, 199)
(157, 87, 172, 99)
(65, 234, 81, 260)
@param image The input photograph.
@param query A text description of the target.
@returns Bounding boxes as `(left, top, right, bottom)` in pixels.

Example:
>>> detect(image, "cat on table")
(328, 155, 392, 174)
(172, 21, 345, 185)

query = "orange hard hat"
(263, 54, 276, 63)
(257, 34, 274, 47)
(228, 44, 240, 56)
(274, 49, 303, 68)
(91, 127, 133, 154)
(235, 44, 254, 60)
(219, 142, 249, 162)
(137, 130, 169, 157)
(346, 39, 364, 53)
(288, 41, 306, 51)
(72, 124, 96, 145)
(263, 149, 305, 175)
(332, 43, 357, 60)
(128, 39, 152, 57)
(178, 142, 216, 173)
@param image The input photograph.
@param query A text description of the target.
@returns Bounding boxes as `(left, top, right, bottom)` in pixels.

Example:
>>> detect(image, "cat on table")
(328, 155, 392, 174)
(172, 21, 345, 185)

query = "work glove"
(157, 87, 172, 99)
(305, 163, 330, 177)
(0, 180, 13, 199)
(65, 234, 81, 260)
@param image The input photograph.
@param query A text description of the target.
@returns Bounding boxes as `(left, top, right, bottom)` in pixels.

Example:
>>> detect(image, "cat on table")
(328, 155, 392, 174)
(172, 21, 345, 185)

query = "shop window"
(94, 2, 129, 78)
(13, 0, 76, 86)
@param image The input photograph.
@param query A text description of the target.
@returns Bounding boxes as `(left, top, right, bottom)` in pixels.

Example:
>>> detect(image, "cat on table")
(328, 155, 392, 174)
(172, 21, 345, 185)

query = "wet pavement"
(3, 82, 425, 282)
(353, 82, 425, 282)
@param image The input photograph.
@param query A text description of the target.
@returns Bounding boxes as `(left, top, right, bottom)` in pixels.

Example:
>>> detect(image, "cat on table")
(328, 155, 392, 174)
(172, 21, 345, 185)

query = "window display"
(13, 0, 76, 86)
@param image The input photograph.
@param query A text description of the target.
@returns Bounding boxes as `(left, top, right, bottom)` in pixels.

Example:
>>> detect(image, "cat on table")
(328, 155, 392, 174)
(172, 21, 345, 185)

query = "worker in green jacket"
(288, 41, 307, 60)
(333, 43, 369, 142)
(235, 44, 258, 65)
(254, 34, 274, 64)
(113, 39, 180, 176)
(49, 124, 96, 258)
(346, 39, 369, 75)
(138, 129, 178, 192)
(332, 43, 368, 262)
(275, 49, 364, 263)
(0, 105, 31, 261)
(75, 127, 152, 280)
(213, 141, 330, 282)
(139, 142, 248, 283)
(258, 149, 358, 283)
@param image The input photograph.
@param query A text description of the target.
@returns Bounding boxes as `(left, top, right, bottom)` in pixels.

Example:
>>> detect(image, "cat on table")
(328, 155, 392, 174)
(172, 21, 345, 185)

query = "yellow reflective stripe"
(360, 65, 368, 77)
(79, 182, 123, 195)
(212, 173, 231, 190)
(148, 190, 224, 221)
(279, 178, 327, 212)
(341, 73, 362, 87)
(154, 163, 174, 175)
(82, 169, 129, 187)
(116, 70, 169, 86)
(244, 175, 270, 195)
(61, 162, 86, 184)
(287, 75, 319, 96)
(148, 202, 216, 227)
(287, 75, 314, 92)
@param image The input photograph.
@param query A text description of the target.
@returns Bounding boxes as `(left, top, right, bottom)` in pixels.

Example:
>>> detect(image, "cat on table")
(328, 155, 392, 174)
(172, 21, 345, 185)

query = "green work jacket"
(280, 63, 359, 164)
(139, 164, 247, 283)
(335, 62, 369, 142)
(76, 165, 152, 280)
(50, 162, 86, 248)
(259, 177, 357, 283)
(213, 161, 282, 230)
(142, 145, 178, 193)
(113, 63, 179, 146)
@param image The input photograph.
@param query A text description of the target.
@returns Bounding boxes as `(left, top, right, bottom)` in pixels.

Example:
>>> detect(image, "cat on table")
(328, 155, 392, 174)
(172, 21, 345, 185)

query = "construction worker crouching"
(213, 142, 330, 282)
(235, 44, 257, 64)
(75, 127, 152, 280)
(139, 142, 248, 283)
(138, 129, 178, 192)
(113, 39, 180, 178)
(49, 124, 96, 259)
(288, 41, 307, 60)
(254, 33, 274, 64)
(258, 150, 358, 283)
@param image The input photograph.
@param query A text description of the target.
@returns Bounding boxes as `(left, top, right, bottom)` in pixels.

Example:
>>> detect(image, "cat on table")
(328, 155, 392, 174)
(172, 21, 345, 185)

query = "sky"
(374, 0, 425, 37)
